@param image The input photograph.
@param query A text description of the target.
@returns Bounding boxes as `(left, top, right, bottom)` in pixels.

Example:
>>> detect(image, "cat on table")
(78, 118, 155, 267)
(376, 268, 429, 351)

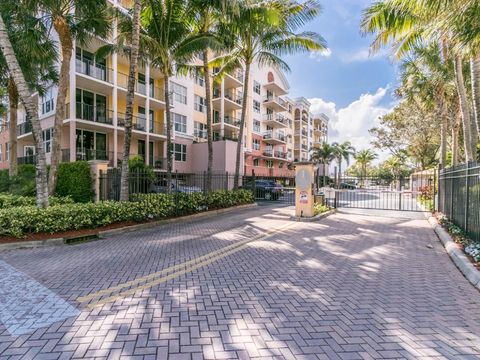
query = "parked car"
(339, 182, 356, 190)
(149, 179, 202, 194)
(241, 180, 284, 200)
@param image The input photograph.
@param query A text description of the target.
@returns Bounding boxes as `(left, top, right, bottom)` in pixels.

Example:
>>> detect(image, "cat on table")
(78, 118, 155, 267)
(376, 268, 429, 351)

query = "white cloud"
(309, 48, 332, 62)
(309, 87, 392, 164)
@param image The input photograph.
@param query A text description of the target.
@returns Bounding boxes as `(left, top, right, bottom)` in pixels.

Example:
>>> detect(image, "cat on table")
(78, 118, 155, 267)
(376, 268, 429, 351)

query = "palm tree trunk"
(470, 56, 480, 152)
(164, 76, 173, 189)
(454, 55, 475, 162)
(234, 62, 250, 190)
(438, 93, 448, 169)
(323, 161, 327, 187)
(119, 0, 141, 201)
(203, 50, 213, 192)
(452, 111, 461, 166)
(337, 160, 342, 186)
(0, 14, 48, 207)
(48, 18, 73, 195)
(7, 77, 18, 177)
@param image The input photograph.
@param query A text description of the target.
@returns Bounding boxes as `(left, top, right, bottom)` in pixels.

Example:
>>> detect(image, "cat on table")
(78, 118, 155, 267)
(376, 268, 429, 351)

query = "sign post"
(295, 162, 315, 217)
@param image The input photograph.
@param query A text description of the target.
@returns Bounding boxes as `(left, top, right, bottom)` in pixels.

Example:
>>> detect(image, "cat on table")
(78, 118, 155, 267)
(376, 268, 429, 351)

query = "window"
(172, 112, 187, 133)
(6, 142, 10, 161)
(0, 143, 2, 161)
(42, 88, 55, 115)
(253, 139, 260, 151)
(171, 81, 187, 104)
(253, 120, 261, 133)
(174, 143, 187, 162)
(265, 160, 273, 168)
(253, 81, 261, 95)
(194, 121, 207, 139)
(194, 75, 205, 87)
(43, 128, 53, 153)
(194, 95, 206, 113)
(253, 100, 260, 113)
(253, 158, 259, 166)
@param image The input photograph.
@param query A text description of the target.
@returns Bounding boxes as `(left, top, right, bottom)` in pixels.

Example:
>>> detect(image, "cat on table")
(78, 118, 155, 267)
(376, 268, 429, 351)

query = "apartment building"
(5, 0, 328, 178)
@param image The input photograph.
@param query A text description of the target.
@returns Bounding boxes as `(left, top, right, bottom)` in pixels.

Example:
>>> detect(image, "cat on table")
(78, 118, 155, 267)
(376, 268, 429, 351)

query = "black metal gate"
(242, 175, 296, 205)
(331, 174, 436, 212)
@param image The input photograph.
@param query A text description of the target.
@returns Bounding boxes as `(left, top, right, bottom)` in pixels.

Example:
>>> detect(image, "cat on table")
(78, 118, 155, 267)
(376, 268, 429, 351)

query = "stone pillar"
(295, 162, 315, 217)
(89, 160, 109, 202)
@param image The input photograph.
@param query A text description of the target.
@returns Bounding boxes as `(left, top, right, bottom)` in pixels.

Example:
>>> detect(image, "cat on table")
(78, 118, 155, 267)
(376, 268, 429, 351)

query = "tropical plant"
(189, 0, 237, 192)
(118, 0, 141, 201)
(0, 4, 58, 207)
(354, 149, 377, 180)
(33, 0, 110, 195)
(311, 143, 335, 188)
(332, 141, 355, 185)
(361, 0, 480, 163)
(218, 0, 326, 189)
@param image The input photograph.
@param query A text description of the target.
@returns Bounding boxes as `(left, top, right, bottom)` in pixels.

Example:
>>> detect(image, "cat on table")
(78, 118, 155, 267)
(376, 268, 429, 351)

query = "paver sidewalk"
(1, 205, 479, 359)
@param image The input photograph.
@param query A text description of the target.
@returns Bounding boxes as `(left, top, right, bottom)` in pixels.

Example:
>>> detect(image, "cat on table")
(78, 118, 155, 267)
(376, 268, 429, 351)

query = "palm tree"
(219, 0, 326, 189)
(119, 0, 141, 201)
(354, 149, 377, 183)
(189, 0, 237, 192)
(140, 0, 214, 188)
(33, 0, 110, 195)
(332, 141, 355, 185)
(311, 143, 335, 188)
(361, 0, 478, 162)
(0, 15, 50, 206)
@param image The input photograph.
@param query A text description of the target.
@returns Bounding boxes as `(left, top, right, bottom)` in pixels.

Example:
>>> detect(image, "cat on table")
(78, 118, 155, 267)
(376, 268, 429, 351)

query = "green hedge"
(0, 193, 74, 209)
(0, 165, 36, 196)
(0, 190, 254, 237)
(55, 161, 93, 203)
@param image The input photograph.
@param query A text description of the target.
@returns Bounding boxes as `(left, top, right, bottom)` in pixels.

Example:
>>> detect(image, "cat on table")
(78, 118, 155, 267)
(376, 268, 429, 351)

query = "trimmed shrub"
(0, 193, 74, 209)
(0, 190, 255, 237)
(55, 161, 93, 203)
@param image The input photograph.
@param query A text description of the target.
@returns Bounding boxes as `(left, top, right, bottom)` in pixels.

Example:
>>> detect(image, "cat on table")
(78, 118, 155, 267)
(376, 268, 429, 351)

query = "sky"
(283, 0, 399, 162)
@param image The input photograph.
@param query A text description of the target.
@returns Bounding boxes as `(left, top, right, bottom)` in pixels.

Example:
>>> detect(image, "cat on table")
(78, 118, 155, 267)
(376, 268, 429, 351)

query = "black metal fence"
(98, 169, 296, 205)
(439, 162, 480, 243)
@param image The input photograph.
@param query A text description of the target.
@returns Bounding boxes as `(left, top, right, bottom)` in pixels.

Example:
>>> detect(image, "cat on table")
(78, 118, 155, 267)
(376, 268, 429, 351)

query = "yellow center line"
(78, 221, 297, 305)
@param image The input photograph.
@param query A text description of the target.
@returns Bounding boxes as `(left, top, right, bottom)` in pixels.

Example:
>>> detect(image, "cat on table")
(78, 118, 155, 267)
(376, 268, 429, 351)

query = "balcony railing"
(263, 95, 287, 108)
(117, 73, 165, 101)
(17, 121, 33, 136)
(225, 91, 242, 105)
(75, 58, 113, 83)
(117, 112, 165, 135)
(274, 151, 287, 159)
(75, 102, 113, 124)
(263, 113, 286, 125)
(263, 130, 286, 142)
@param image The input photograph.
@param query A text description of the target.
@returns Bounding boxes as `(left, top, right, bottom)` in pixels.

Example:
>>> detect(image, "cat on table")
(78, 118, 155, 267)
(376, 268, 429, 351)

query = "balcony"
(117, 112, 166, 136)
(294, 129, 308, 137)
(263, 130, 286, 145)
(263, 79, 288, 96)
(262, 150, 287, 159)
(117, 72, 166, 107)
(17, 121, 33, 136)
(224, 69, 244, 89)
(262, 113, 288, 128)
(212, 88, 243, 111)
(263, 95, 287, 112)
(76, 59, 113, 84)
(74, 102, 114, 125)
(213, 115, 241, 129)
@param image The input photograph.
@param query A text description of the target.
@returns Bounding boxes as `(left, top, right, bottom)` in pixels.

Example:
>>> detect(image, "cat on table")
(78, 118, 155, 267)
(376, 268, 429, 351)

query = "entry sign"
(299, 191, 308, 204)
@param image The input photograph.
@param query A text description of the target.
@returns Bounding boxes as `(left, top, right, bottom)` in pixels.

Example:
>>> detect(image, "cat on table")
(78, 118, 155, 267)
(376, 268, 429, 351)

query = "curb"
(428, 216, 480, 291)
(290, 209, 337, 222)
(98, 203, 258, 237)
(0, 203, 258, 252)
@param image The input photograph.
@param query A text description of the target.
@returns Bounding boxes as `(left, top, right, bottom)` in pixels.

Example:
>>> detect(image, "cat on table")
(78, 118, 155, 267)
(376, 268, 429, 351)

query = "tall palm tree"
(140, 0, 214, 188)
(332, 141, 355, 185)
(219, 0, 326, 189)
(311, 142, 334, 187)
(361, 0, 478, 162)
(189, 0, 237, 192)
(355, 149, 377, 181)
(34, 0, 110, 195)
(0, 15, 50, 206)
(119, 0, 141, 201)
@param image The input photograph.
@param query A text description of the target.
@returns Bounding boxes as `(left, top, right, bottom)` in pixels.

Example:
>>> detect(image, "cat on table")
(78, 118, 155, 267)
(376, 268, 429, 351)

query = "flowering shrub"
(0, 190, 254, 238)
(314, 203, 330, 216)
(437, 213, 479, 263)
(0, 193, 74, 209)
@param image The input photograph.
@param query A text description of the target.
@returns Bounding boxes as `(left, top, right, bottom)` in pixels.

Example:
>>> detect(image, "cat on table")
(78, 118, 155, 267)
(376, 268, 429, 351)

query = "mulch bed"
(0, 221, 137, 245)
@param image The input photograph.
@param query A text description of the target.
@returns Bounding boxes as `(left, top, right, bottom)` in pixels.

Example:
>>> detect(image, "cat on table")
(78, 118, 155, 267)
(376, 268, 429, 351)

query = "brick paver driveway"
(1, 205, 480, 360)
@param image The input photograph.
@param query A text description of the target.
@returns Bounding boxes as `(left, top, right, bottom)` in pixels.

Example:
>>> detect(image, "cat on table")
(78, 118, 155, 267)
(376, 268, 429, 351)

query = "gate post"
(294, 162, 315, 217)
